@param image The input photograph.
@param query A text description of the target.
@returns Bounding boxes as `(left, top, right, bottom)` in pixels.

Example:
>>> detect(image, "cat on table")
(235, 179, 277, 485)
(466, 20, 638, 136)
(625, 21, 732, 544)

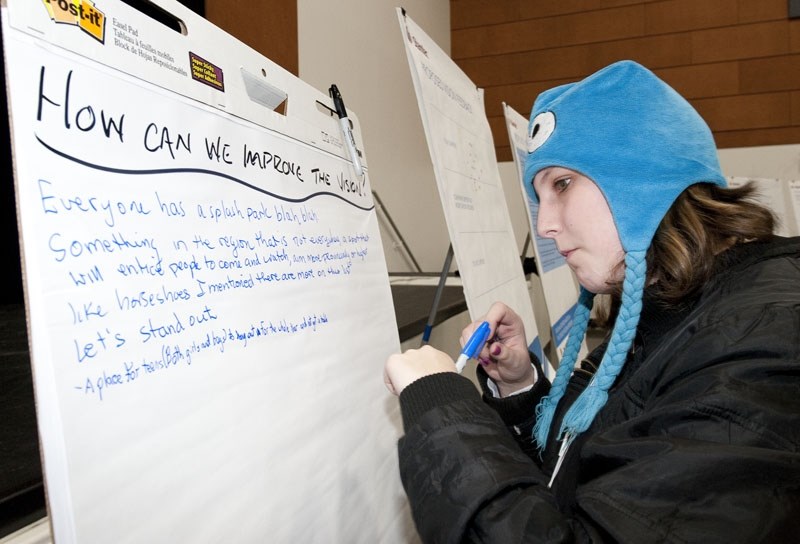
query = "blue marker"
(455, 321, 491, 373)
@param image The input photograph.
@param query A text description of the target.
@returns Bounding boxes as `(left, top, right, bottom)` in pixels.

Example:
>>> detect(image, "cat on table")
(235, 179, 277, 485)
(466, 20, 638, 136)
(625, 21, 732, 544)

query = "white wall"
(718, 144, 800, 181)
(298, 1, 451, 272)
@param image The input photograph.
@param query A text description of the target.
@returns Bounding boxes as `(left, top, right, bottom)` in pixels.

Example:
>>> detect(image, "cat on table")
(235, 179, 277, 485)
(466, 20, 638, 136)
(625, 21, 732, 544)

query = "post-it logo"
(41, 0, 106, 43)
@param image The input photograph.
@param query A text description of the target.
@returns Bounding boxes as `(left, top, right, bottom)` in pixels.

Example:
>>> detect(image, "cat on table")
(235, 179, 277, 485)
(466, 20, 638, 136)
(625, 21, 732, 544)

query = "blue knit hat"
(524, 60, 727, 451)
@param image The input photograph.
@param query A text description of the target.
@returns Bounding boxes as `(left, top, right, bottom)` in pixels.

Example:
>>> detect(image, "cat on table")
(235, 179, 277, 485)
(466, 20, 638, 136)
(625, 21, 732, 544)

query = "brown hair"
(596, 181, 776, 322)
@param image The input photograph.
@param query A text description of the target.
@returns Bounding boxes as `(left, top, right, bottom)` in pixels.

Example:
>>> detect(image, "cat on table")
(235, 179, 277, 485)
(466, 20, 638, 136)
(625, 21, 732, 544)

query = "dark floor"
(0, 304, 46, 539)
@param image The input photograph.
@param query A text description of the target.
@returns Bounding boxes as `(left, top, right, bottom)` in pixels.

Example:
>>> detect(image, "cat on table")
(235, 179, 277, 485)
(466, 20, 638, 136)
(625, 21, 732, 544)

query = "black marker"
(329, 84, 364, 178)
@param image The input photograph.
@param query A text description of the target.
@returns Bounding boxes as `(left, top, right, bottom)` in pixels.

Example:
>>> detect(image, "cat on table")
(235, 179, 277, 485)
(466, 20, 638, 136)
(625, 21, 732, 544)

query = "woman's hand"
(384, 345, 456, 396)
(462, 302, 535, 396)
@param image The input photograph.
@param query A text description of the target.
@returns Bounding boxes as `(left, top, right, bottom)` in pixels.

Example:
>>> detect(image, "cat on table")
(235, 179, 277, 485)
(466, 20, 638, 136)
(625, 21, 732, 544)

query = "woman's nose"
(536, 204, 559, 239)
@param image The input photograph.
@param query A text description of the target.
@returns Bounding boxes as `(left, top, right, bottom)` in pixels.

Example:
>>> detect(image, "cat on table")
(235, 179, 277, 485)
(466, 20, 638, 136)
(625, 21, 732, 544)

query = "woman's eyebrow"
(534, 167, 555, 189)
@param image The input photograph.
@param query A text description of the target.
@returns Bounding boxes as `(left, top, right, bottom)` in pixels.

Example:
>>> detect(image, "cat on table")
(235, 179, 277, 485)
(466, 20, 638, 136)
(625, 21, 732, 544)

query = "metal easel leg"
(421, 244, 454, 346)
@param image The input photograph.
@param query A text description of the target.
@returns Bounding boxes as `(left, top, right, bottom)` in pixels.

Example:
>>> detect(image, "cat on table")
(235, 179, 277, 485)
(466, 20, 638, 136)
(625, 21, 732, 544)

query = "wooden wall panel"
(694, 93, 791, 131)
(737, 0, 788, 23)
(739, 55, 800, 93)
(452, 5, 647, 58)
(586, 33, 693, 68)
(715, 127, 800, 148)
(451, 0, 650, 30)
(793, 91, 800, 125)
(790, 19, 800, 51)
(452, 0, 800, 155)
(644, 0, 739, 34)
(691, 22, 789, 63)
(655, 62, 740, 98)
(205, 0, 298, 76)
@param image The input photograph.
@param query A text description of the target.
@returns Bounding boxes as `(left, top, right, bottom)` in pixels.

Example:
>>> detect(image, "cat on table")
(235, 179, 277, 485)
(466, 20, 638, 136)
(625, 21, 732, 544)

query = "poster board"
(728, 176, 800, 237)
(397, 9, 549, 374)
(503, 103, 588, 364)
(790, 180, 800, 235)
(2, 0, 411, 542)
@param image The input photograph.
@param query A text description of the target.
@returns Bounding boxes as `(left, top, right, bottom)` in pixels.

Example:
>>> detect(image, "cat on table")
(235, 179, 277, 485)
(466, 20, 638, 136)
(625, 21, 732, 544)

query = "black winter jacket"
(397, 236, 800, 543)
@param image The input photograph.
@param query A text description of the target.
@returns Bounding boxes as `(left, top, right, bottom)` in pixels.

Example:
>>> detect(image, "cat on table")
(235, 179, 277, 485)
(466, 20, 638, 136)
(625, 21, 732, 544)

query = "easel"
(373, 190, 423, 273)
(421, 235, 542, 358)
(420, 244, 454, 346)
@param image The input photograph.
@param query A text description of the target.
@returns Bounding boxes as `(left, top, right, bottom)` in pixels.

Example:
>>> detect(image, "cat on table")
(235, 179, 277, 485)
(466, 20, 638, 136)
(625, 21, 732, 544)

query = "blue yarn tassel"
(559, 250, 646, 437)
(533, 250, 647, 450)
(533, 287, 595, 449)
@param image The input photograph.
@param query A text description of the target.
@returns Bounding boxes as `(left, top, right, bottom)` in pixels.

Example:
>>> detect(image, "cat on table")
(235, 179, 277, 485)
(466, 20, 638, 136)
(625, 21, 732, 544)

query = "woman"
(384, 60, 800, 542)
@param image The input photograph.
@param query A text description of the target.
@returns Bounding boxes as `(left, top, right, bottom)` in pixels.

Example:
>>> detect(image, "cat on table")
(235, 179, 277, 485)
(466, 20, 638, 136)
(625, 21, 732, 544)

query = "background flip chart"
(398, 9, 549, 373)
(503, 104, 588, 365)
(728, 176, 800, 237)
(2, 1, 411, 542)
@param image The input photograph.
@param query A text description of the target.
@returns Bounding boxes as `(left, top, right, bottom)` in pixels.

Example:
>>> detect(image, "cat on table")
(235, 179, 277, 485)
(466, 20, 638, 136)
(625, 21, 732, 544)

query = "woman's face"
(533, 167, 624, 294)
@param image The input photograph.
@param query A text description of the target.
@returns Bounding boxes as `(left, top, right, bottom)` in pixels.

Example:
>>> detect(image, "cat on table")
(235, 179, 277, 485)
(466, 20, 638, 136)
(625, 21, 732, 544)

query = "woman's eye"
(554, 177, 571, 192)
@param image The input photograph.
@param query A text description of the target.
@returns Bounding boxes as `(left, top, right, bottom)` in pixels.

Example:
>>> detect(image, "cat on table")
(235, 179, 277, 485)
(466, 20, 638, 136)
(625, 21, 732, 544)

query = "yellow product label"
(189, 52, 225, 92)
(41, 0, 106, 43)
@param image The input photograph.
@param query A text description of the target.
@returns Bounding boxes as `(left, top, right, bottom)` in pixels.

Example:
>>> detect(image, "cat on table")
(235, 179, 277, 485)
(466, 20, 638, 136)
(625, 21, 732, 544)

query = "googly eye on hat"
(527, 111, 555, 153)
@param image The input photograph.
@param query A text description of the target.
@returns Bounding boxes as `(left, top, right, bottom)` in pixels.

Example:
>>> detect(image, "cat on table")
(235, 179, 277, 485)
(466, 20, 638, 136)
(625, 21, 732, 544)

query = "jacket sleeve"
(396, 346, 620, 543)
(397, 373, 574, 544)
(475, 354, 550, 461)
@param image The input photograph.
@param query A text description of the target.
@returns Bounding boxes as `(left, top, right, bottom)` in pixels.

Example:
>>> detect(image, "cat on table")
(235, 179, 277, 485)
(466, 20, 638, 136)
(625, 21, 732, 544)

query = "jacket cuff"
(476, 357, 551, 427)
(399, 372, 481, 432)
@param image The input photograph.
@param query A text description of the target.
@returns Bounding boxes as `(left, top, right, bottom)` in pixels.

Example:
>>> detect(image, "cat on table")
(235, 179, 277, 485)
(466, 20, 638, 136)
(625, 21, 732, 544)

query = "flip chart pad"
(397, 10, 547, 371)
(503, 104, 587, 365)
(2, 1, 410, 542)
(790, 180, 800, 235)
(728, 176, 800, 237)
